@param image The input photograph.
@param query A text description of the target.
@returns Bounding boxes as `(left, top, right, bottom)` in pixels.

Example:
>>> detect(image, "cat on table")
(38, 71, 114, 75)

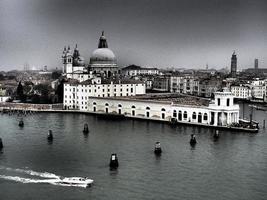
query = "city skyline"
(0, 0, 267, 70)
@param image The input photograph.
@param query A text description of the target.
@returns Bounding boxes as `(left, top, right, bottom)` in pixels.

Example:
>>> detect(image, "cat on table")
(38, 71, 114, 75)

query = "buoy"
(0, 138, 3, 149)
(154, 141, 162, 155)
(109, 153, 119, 169)
(213, 130, 220, 140)
(47, 130, 53, 141)
(18, 119, 24, 127)
(190, 134, 197, 146)
(83, 123, 89, 134)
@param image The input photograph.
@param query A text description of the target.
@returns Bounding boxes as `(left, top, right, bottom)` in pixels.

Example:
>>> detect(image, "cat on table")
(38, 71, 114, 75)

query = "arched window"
(118, 104, 122, 108)
(178, 111, 182, 121)
(192, 112, 196, 119)
(198, 112, 202, 123)
(146, 107, 150, 110)
(93, 102, 96, 105)
(173, 110, 177, 118)
(132, 105, 136, 109)
(105, 103, 109, 106)
(203, 113, 208, 120)
(183, 111, 187, 119)
(161, 108, 166, 112)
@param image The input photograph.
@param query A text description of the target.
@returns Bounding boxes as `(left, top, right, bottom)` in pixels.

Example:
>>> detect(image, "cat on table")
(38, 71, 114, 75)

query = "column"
(214, 112, 218, 126)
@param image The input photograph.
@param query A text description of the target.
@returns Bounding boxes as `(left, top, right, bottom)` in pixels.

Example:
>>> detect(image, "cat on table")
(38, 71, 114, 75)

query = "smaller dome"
(90, 48, 116, 64)
(73, 56, 85, 66)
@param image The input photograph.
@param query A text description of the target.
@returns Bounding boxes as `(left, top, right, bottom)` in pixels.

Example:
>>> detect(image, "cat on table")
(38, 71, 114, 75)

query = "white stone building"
(170, 75, 199, 95)
(86, 88, 239, 127)
(251, 80, 266, 99)
(63, 78, 146, 110)
(230, 84, 252, 99)
(122, 65, 159, 76)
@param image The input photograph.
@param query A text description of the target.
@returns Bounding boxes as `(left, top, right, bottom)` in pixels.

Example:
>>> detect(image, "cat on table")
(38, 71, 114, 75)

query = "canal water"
(0, 104, 267, 200)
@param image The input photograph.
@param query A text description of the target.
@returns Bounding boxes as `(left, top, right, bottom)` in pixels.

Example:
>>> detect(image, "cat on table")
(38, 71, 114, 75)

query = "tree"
(56, 79, 65, 103)
(34, 84, 52, 103)
(0, 73, 4, 80)
(16, 81, 25, 101)
(51, 71, 61, 80)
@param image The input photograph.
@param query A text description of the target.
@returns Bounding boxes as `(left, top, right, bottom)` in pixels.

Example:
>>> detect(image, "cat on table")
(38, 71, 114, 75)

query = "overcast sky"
(0, 0, 267, 71)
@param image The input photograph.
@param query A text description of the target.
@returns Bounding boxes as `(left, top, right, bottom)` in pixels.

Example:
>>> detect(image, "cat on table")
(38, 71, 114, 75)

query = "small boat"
(19, 119, 24, 127)
(190, 134, 197, 146)
(47, 130, 53, 141)
(154, 142, 162, 155)
(54, 177, 93, 187)
(109, 153, 119, 169)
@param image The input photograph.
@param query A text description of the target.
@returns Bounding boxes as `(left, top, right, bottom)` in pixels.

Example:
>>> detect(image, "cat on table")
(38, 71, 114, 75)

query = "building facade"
(251, 79, 266, 99)
(86, 89, 239, 127)
(230, 84, 252, 99)
(122, 65, 159, 76)
(63, 78, 146, 110)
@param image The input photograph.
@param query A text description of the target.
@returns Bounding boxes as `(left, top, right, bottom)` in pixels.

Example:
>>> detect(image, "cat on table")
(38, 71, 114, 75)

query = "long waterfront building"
(85, 88, 239, 127)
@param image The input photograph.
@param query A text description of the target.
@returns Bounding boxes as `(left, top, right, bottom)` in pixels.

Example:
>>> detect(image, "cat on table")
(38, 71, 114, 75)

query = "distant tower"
(254, 59, 258, 70)
(24, 62, 29, 72)
(230, 51, 237, 78)
(62, 46, 67, 73)
(65, 46, 73, 74)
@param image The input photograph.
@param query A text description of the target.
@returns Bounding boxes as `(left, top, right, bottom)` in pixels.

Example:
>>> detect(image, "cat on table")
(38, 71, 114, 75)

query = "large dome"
(90, 48, 116, 64)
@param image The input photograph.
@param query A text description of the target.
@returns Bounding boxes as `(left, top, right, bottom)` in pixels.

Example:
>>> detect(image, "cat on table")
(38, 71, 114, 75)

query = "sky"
(0, 0, 267, 71)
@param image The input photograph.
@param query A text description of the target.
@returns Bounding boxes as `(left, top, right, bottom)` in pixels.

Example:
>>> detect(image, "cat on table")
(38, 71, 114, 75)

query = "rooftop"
(107, 93, 210, 107)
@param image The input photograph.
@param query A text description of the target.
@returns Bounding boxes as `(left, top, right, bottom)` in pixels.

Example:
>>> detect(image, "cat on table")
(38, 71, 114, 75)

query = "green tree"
(16, 81, 25, 101)
(56, 79, 65, 103)
(51, 71, 61, 80)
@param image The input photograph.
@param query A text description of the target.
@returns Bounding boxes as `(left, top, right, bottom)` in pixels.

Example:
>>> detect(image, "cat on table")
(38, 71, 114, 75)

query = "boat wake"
(0, 167, 93, 188)
(3, 167, 60, 179)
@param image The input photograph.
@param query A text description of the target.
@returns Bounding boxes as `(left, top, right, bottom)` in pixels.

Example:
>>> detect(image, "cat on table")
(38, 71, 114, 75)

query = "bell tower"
(66, 45, 73, 74)
(62, 46, 67, 73)
(230, 51, 237, 78)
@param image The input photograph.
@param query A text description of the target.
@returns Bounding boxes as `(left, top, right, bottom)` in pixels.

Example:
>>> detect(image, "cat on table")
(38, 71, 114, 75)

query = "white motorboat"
(53, 177, 94, 187)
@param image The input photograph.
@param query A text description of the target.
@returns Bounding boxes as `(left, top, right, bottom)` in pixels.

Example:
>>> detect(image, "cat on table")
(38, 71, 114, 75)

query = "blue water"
(0, 104, 267, 200)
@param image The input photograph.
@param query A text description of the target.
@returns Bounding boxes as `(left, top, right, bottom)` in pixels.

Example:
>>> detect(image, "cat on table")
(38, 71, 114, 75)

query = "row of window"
(65, 100, 88, 105)
(172, 110, 208, 121)
(65, 88, 134, 93)
(65, 84, 142, 91)
(64, 92, 132, 100)
(91, 103, 208, 121)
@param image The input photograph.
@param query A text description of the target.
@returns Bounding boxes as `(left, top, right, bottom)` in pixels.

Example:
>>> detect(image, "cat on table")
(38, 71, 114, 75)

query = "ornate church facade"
(62, 31, 118, 80)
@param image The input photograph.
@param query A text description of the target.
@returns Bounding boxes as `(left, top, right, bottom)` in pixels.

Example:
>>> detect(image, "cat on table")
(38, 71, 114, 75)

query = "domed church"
(89, 31, 118, 77)
(62, 31, 118, 80)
